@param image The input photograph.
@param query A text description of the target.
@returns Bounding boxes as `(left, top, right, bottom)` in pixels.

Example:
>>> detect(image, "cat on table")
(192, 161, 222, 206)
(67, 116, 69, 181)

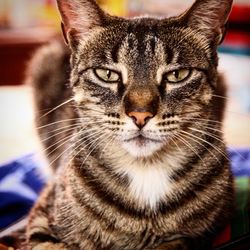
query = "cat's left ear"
(181, 0, 233, 45)
(56, 0, 108, 46)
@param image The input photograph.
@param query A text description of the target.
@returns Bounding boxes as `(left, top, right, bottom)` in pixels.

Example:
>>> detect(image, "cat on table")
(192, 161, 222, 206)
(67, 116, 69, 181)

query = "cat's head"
(56, 0, 232, 158)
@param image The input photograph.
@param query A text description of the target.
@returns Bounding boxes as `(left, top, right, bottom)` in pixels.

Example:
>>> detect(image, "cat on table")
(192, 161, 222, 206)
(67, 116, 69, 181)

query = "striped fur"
(27, 0, 234, 249)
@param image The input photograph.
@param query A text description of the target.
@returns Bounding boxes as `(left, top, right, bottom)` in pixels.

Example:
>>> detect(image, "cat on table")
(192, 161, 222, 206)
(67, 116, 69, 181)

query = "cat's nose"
(128, 111, 153, 129)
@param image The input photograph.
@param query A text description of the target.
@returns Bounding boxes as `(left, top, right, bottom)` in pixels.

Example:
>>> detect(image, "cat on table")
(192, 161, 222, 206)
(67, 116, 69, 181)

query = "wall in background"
(0, 0, 59, 29)
(1, 0, 250, 29)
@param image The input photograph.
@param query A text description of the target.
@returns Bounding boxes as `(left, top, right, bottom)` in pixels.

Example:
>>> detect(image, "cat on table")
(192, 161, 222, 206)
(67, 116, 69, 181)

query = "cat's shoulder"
(25, 39, 70, 84)
(25, 39, 71, 98)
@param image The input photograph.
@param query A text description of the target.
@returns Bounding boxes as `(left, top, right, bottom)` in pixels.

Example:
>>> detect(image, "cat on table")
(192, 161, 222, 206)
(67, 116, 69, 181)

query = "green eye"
(94, 69, 120, 83)
(166, 69, 190, 83)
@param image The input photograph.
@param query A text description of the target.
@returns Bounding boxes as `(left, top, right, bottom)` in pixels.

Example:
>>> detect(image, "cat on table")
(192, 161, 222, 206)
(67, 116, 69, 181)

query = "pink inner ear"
(61, 22, 69, 45)
(57, 1, 83, 43)
(57, 1, 76, 32)
(57, 0, 107, 44)
(181, 0, 233, 40)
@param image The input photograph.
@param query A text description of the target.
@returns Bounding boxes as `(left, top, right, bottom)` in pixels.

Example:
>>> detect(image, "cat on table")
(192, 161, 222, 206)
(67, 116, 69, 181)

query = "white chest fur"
(112, 154, 185, 209)
(107, 145, 185, 209)
(127, 163, 174, 209)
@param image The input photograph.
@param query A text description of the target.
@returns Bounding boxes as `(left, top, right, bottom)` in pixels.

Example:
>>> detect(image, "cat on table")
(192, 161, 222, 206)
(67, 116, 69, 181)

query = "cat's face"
(57, 0, 233, 158)
(72, 18, 214, 157)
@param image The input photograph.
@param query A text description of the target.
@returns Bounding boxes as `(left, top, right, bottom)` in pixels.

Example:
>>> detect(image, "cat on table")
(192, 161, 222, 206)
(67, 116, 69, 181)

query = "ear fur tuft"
(181, 0, 233, 44)
(56, 0, 107, 45)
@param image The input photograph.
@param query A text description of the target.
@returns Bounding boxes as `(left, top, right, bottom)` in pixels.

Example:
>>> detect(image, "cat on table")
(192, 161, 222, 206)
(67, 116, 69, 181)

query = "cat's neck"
(106, 144, 186, 209)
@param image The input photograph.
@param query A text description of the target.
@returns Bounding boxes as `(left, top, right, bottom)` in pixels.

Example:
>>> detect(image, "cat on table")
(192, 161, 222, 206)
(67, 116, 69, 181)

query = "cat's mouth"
(124, 135, 161, 145)
(122, 134, 163, 157)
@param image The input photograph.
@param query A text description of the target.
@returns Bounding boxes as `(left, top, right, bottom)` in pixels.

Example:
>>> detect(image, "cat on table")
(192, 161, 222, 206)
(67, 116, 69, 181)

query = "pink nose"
(128, 111, 153, 128)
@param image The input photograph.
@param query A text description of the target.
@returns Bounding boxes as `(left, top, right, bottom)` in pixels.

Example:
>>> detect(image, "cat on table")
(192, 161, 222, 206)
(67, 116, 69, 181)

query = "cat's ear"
(182, 0, 233, 45)
(56, 0, 107, 46)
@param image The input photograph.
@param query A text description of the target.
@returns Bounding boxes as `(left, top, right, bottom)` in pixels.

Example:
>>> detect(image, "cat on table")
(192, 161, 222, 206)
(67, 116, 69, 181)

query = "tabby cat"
(26, 0, 234, 249)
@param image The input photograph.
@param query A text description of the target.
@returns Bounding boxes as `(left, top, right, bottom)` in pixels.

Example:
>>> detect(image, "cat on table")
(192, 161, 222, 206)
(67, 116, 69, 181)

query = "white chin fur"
(122, 140, 163, 158)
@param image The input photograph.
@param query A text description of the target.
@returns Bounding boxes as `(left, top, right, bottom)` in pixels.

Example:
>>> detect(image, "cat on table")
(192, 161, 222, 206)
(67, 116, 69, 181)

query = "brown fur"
(26, 41, 76, 169)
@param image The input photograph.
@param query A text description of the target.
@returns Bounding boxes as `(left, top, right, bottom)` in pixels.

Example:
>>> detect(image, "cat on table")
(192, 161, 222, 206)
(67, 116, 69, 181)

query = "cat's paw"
(32, 242, 67, 250)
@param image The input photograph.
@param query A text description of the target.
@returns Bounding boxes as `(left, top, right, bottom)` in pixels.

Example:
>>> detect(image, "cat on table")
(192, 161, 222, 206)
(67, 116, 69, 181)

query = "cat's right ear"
(180, 0, 233, 45)
(56, 0, 107, 47)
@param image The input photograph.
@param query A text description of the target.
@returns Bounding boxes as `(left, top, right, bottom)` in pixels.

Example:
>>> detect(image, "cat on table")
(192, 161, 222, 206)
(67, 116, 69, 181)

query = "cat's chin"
(121, 137, 163, 158)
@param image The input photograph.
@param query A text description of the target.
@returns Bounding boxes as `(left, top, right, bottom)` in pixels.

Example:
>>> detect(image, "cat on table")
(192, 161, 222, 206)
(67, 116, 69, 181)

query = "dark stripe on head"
(149, 35, 156, 54)
(135, 28, 147, 60)
(165, 46, 174, 64)
(111, 42, 121, 63)
(146, 25, 158, 55)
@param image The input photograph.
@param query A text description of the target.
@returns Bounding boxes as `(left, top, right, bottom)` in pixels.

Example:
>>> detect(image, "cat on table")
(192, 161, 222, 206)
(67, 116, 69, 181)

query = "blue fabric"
(0, 154, 46, 230)
(229, 148, 250, 177)
(0, 149, 250, 230)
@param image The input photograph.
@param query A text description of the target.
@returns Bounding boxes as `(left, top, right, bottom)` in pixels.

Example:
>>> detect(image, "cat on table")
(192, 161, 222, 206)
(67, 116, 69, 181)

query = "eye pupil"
(173, 71, 179, 79)
(107, 70, 111, 79)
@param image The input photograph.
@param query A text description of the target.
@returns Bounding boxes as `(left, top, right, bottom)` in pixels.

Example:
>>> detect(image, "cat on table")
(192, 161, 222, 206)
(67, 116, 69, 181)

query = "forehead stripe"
(111, 42, 121, 63)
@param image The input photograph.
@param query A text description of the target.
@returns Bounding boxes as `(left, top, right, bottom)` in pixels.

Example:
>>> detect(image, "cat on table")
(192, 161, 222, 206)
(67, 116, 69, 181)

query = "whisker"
(45, 119, 107, 134)
(42, 133, 75, 154)
(41, 125, 82, 143)
(180, 117, 224, 125)
(178, 110, 201, 116)
(179, 131, 220, 162)
(39, 98, 74, 119)
(99, 133, 116, 159)
(73, 105, 106, 115)
(43, 129, 84, 157)
(44, 123, 82, 134)
(188, 127, 224, 144)
(174, 133, 205, 165)
(41, 123, 106, 149)
(188, 127, 247, 161)
(47, 127, 105, 168)
(36, 118, 83, 130)
(211, 94, 228, 100)
(194, 125, 223, 134)
(65, 130, 108, 166)
(180, 130, 229, 162)
(33, 107, 57, 114)
(67, 129, 111, 168)
(168, 134, 185, 155)
(43, 125, 102, 158)
(179, 119, 224, 133)
(80, 132, 113, 168)
(36, 117, 106, 130)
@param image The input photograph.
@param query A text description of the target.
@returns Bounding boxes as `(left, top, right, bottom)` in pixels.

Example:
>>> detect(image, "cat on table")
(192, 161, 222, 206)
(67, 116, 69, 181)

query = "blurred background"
(0, 0, 249, 164)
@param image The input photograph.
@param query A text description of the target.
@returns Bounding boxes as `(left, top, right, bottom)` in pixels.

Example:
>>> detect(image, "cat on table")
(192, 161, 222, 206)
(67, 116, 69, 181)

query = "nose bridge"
(124, 85, 159, 114)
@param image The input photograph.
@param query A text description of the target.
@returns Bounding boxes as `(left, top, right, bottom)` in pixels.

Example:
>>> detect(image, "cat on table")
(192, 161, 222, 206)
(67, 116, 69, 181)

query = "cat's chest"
(114, 156, 184, 209)
(127, 164, 174, 209)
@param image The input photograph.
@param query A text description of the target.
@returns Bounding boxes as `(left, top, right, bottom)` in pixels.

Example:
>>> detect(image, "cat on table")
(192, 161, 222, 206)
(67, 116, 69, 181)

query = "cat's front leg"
(26, 184, 67, 250)
(27, 217, 68, 250)
(31, 242, 67, 250)
(27, 230, 68, 250)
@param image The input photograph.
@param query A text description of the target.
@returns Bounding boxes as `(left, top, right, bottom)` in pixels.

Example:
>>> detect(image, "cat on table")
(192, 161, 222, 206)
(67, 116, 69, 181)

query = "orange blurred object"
(98, 0, 128, 16)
